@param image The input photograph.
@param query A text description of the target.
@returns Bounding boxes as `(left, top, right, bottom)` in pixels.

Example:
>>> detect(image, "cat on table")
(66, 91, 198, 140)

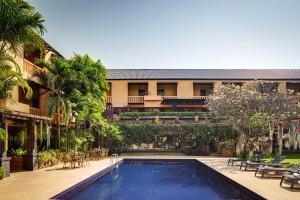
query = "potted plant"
(10, 148, 26, 171)
(0, 167, 5, 180)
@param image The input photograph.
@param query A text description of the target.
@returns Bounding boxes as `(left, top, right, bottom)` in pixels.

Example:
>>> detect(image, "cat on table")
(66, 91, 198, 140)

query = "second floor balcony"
(23, 59, 44, 74)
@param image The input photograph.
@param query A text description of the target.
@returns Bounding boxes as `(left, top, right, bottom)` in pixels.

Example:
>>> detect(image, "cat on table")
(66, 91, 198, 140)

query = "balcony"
(128, 96, 144, 104)
(23, 59, 43, 74)
(162, 96, 178, 100)
(30, 107, 41, 116)
(193, 96, 209, 100)
(294, 95, 300, 103)
(106, 96, 112, 104)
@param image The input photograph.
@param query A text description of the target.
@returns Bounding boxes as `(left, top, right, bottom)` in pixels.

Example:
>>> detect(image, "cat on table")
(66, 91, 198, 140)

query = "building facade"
(0, 41, 62, 176)
(106, 69, 300, 113)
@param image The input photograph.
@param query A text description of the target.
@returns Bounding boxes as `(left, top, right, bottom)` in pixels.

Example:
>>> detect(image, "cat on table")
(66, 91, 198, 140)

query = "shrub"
(0, 167, 5, 180)
(37, 150, 63, 168)
(217, 141, 235, 157)
(119, 111, 214, 118)
(11, 148, 26, 157)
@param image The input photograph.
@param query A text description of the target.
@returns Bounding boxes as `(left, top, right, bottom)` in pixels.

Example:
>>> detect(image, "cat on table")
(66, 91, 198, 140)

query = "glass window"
(157, 89, 164, 96)
(200, 89, 206, 96)
(138, 89, 146, 96)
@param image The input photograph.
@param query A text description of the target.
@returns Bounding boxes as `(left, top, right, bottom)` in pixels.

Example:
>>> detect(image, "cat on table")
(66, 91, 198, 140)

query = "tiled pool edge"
(50, 159, 124, 200)
(195, 159, 267, 200)
(51, 158, 266, 200)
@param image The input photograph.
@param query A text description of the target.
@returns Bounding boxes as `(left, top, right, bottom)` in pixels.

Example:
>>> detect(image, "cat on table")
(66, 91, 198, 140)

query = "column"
(213, 81, 222, 93)
(148, 81, 157, 96)
(23, 118, 38, 170)
(46, 122, 51, 149)
(278, 81, 287, 93)
(0, 114, 11, 177)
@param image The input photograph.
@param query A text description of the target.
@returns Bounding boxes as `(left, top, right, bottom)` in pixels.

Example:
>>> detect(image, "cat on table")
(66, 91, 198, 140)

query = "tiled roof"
(107, 69, 300, 80)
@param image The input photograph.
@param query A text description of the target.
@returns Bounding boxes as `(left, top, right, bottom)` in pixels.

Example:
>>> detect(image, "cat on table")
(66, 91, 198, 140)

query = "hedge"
(116, 122, 237, 149)
(119, 111, 214, 118)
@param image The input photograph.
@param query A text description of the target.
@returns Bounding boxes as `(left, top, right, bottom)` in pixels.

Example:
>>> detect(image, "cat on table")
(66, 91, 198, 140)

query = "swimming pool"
(52, 159, 264, 200)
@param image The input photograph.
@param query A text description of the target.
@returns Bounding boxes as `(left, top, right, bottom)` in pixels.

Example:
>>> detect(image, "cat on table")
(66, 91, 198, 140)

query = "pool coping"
(50, 159, 124, 200)
(51, 158, 266, 200)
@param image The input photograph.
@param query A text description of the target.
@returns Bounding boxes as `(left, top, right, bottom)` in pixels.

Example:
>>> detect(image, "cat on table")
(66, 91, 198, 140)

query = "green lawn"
(263, 153, 300, 166)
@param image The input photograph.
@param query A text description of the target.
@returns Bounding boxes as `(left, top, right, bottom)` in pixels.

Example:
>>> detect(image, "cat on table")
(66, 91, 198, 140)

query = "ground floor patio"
(0, 156, 299, 200)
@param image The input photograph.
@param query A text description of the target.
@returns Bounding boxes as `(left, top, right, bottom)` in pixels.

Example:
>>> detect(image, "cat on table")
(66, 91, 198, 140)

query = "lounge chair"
(255, 163, 300, 178)
(228, 154, 264, 166)
(280, 172, 300, 189)
(240, 156, 286, 171)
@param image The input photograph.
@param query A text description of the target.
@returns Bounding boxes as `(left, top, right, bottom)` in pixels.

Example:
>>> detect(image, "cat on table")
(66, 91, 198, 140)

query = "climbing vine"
(116, 122, 238, 149)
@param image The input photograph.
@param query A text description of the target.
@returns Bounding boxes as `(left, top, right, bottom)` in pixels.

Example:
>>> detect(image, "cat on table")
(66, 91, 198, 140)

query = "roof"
(107, 69, 300, 80)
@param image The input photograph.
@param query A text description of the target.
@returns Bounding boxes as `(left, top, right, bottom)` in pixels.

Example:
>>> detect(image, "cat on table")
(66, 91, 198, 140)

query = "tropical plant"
(95, 123, 123, 149)
(0, 0, 45, 99)
(11, 148, 26, 157)
(34, 56, 73, 149)
(0, 167, 5, 179)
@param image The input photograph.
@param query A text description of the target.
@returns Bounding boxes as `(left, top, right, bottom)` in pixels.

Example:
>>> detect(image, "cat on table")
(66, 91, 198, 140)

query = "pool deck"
(0, 156, 299, 200)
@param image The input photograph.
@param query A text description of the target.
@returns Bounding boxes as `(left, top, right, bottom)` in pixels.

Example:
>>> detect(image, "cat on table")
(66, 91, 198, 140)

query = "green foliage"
(119, 111, 213, 118)
(37, 150, 63, 168)
(95, 124, 123, 149)
(11, 148, 26, 157)
(0, 127, 4, 142)
(0, 0, 45, 99)
(117, 123, 237, 149)
(0, 167, 5, 179)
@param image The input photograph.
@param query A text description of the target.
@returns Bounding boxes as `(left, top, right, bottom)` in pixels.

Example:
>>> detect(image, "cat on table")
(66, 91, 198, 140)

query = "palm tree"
(0, 0, 45, 99)
(0, 0, 45, 54)
(34, 57, 72, 149)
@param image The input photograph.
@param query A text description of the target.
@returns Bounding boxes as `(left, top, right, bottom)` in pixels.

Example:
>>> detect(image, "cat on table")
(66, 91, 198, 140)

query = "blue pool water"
(71, 160, 253, 200)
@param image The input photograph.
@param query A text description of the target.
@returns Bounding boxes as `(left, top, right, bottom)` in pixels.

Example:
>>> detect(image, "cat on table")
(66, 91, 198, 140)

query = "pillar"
(23, 118, 38, 170)
(0, 114, 11, 177)
(213, 81, 222, 93)
(278, 81, 287, 93)
(148, 81, 157, 96)
(46, 122, 51, 149)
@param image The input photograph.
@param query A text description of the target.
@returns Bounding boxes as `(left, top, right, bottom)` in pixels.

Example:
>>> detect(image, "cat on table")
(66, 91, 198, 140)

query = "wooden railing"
(128, 96, 144, 104)
(294, 95, 300, 103)
(23, 59, 43, 74)
(30, 107, 41, 116)
(106, 96, 112, 104)
(162, 96, 178, 100)
(193, 96, 209, 100)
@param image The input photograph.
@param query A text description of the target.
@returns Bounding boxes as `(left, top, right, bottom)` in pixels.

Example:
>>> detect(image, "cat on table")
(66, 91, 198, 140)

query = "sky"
(28, 0, 300, 69)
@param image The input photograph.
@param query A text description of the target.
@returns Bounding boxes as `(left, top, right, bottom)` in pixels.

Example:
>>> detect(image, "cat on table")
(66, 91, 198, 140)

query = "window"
(200, 89, 206, 96)
(138, 89, 146, 96)
(18, 86, 40, 108)
(157, 89, 164, 96)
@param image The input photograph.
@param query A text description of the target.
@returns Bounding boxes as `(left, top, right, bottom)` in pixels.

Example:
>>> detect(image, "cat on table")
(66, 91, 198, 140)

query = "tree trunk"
(268, 121, 274, 156)
(277, 125, 284, 155)
(57, 102, 61, 150)
(236, 130, 247, 157)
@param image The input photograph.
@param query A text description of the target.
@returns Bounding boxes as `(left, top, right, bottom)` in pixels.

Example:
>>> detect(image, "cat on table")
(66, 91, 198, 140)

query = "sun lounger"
(240, 156, 286, 171)
(228, 154, 264, 166)
(280, 172, 300, 189)
(255, 164, 300, 178)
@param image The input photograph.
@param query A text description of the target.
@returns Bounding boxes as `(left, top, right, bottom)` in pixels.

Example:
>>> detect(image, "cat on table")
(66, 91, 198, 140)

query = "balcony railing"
(162, 96, 178, 100)
(106, 96, 112, 104)
(30, 107, 41, 116)
(23, 59, 43, 74)
(128, 96, 144, 104)
(294, 95, 300, 103)
(193, 96, 209, 100)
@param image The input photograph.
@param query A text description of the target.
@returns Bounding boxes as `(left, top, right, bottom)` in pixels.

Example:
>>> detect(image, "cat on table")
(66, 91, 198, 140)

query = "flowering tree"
(208, 81, 299, 156)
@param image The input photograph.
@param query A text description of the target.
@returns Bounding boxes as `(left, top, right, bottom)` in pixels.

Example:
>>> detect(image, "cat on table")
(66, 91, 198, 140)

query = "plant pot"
(10, 157, 24, 171)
